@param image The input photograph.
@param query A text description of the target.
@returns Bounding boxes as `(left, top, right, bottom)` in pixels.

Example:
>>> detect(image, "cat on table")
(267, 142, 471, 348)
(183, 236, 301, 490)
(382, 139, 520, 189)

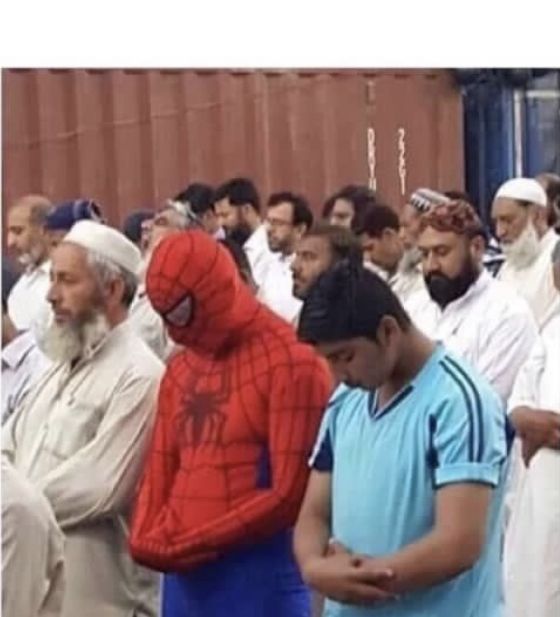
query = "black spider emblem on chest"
(180, 365, 231, 449)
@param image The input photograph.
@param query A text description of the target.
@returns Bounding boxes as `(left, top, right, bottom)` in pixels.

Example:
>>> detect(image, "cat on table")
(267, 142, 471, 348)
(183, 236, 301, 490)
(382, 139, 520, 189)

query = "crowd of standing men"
(1, 171, 559, 617)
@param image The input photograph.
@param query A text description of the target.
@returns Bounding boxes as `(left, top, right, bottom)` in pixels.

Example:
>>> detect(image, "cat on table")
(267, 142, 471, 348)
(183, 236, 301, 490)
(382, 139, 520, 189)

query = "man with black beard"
(213, 177, 275, 290)
(404, 200, 537, 405)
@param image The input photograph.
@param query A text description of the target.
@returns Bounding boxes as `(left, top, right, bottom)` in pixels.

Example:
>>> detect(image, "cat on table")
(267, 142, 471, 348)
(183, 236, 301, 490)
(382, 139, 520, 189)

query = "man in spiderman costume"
(129, 229, 333, 617)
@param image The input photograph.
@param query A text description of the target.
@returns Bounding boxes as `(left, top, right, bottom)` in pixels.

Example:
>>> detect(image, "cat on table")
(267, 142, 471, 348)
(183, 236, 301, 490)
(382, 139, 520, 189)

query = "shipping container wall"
(2, 69, 464, 225)
(463, 70, 560, 224)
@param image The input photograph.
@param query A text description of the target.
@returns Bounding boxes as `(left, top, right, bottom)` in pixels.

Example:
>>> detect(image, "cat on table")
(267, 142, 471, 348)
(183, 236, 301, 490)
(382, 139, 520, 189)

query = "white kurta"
(2, 330, 50, 424)
(364, 261, 426, 306)
(7, 260, 51, 332)
(498, 228, 559, 329)
(257, 253, 302, 324)
(243, 224, 277, 289)
(2, 322, 164, 617)
(405, 270, 538, 404)
(129, 285, 172, 361)
(504, 310, 560, 617)
(2, 456, 65, 617)
(389, 265, 426, 306)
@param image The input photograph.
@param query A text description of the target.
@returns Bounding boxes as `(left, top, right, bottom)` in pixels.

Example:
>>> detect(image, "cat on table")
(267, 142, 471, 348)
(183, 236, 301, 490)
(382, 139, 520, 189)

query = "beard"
(501, 220, 541, 269)
(399, 246, 422, 273)
(425, 257, 480, 309)
(17, 242, 45, 269)
(227, 223, 253, 247)
(37, 310, 111, 364)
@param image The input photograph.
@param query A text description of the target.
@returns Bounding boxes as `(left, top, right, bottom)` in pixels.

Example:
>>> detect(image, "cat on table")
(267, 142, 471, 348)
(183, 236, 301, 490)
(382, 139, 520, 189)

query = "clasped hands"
(303, 541, 399, 606)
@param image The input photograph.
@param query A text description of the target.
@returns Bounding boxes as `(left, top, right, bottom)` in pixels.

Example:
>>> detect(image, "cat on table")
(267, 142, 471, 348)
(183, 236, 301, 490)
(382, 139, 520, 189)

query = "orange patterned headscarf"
(419, 200, 485, 238)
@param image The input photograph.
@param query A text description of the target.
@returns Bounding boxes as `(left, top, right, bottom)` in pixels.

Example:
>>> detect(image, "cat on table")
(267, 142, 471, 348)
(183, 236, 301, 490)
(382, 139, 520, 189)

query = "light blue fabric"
(311, 344, 509, 617)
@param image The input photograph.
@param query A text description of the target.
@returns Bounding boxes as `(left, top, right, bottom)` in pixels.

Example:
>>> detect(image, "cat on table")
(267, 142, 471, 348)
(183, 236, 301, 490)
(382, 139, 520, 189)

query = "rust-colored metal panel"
(2, 69, 464, 225)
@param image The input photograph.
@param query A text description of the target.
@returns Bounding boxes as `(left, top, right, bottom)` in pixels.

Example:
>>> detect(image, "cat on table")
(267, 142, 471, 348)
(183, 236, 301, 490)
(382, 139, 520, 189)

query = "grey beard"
(501, 222, 541, 269)
(399, 247, 422, 273)
(37, 312, 111, 364)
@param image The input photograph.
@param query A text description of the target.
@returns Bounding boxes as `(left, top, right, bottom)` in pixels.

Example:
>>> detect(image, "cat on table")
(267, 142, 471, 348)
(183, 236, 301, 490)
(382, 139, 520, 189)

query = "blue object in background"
(523, 72, 560, 177)
(458, 69, 560, 225)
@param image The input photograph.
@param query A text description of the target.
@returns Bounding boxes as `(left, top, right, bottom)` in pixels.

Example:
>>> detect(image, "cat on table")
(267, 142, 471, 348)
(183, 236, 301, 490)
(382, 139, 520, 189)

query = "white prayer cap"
(494, 177, 547, 208)
(63, 220, 141, 277)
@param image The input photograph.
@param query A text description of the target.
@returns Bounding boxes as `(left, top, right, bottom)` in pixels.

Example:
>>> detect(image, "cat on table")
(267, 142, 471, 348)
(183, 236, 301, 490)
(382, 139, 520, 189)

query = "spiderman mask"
(146, 230, 258, 352)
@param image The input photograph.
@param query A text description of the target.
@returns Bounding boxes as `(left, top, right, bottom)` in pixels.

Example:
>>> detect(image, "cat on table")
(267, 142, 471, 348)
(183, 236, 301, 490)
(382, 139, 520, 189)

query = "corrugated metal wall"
(2, 69, 464, 224)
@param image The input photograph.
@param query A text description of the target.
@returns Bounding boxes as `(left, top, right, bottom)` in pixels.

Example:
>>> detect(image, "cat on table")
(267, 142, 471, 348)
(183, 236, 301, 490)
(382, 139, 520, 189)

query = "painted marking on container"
(397, 127, 407, 196)
(367, 127, 377, 191)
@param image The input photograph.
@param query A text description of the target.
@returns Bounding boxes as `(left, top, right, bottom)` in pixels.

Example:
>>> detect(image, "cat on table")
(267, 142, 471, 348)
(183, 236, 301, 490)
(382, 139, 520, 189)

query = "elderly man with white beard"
(2, 220, 164, 617)
(504, 240, 560, 617)
(492, 177, 559, 329)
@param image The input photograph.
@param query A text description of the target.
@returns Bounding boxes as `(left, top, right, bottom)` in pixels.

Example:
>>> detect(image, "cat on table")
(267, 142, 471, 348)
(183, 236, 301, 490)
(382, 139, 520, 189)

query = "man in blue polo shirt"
(294, 262, 510, 617)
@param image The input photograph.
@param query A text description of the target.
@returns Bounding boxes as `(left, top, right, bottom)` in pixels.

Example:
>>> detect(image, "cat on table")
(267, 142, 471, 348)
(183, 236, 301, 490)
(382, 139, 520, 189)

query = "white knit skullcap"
(495, 178, 547, 208)
(63, 220, 141, 278)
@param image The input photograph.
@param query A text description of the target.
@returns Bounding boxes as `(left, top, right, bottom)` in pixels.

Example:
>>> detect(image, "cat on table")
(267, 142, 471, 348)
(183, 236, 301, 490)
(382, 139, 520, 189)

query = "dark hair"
(30, 201, 53, 227)
(214, 177, 260, 214)
(268, 191, 314, 229)
(122, 210, 154, 244)
(298, 261, 411, 345)
(537, 173, 560, 227)
(304, 222, 363, 264)
(444, 190, 473, 203)
(322, 185, 377, 231)
(355, 204, 400, 237)
(174, 183, 215, 216)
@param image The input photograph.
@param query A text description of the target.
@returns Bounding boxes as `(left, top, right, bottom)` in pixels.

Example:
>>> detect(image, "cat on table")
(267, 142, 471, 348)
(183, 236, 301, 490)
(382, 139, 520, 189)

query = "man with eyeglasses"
(258, 192, 314, 324)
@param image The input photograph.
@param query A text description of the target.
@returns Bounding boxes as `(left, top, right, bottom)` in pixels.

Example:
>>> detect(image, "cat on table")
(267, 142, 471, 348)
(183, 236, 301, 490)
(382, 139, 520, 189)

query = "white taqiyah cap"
(495, 177, 547, 208)
(63, 220, 142, 278)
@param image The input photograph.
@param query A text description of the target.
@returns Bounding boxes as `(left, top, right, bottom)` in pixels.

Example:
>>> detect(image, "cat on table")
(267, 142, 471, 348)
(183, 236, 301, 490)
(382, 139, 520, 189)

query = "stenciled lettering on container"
(397, 127, 407, 196)
(367, 127, 377, 191)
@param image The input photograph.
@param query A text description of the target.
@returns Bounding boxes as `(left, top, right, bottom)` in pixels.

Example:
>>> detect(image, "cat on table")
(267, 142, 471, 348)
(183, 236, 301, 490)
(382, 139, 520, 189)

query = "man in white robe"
(492, 177, 559, 329)
(213, 177, 276, 290)
(504, 240, 560, 617)
(6, 194, 53, 333)
(2, 456, 65, 617)
(258, 192, 313, 324)
(2, 220, 164, 617)
(405, 199, 537, 404)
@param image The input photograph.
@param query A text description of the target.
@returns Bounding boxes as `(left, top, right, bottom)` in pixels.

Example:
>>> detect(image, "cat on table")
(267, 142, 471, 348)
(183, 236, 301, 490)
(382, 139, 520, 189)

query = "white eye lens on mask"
(165, 295, 194, 327)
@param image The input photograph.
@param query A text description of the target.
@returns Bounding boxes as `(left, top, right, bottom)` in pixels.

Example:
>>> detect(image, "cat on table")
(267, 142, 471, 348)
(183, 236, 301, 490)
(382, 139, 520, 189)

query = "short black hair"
(304, 222, 363, 265)
(298, 261, 411, 345)
(122, 210, 154, 244)
(174, 183, 215, 216)
(537, 173, 560, 227)
(268, 191, 314, 229)
(444, 190, 473, 203)
(214, 177, 261, 214)
(355, 204, 400, 237)
(443, 190, 480, 215)
(322, 184, 377, 231)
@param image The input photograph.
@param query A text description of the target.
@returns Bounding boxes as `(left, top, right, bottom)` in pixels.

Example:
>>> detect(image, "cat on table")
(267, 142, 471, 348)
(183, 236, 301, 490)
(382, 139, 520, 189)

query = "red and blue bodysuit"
(129, 230, 332, 617)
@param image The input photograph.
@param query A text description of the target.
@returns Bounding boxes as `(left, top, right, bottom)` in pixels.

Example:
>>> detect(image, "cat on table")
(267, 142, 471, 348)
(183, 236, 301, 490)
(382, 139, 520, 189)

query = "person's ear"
(469, 235, 485, 262)
(376, 315, 400, 348)
(104, 278, 125, 308)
